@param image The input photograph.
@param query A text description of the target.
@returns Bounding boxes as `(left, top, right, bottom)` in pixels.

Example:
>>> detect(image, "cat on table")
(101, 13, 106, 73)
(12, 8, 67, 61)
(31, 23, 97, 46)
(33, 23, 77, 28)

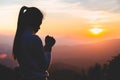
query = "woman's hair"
(13, 6, 43, 59)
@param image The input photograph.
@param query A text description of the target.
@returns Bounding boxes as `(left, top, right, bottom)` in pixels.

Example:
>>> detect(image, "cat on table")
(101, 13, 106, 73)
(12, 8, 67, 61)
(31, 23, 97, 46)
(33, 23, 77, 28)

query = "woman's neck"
(23, 25, 37, 35)
(23, 26, 34, 34)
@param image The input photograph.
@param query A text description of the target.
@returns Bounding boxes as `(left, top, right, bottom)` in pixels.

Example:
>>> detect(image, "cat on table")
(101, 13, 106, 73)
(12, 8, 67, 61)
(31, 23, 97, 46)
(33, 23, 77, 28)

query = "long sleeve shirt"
(16, 30, 51, 79)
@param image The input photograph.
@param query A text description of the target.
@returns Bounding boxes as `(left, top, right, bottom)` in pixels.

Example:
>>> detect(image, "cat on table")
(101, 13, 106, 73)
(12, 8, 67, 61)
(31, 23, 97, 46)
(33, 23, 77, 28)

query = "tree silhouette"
(87, 63, 104, 80)
(80, 69, 87, 80)
(102, 63, 109, 80)
(107, 54, 120, 80)
(1, 53, 120, 80)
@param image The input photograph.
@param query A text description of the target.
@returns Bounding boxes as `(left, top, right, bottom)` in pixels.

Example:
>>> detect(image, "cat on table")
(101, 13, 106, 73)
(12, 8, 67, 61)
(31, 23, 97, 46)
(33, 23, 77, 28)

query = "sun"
(90, 27, 103, 35)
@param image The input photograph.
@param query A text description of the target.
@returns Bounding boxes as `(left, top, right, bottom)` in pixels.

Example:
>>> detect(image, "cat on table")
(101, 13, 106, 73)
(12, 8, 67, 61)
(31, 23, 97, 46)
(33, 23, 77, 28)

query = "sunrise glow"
(0, 0, 120, 44)
(0, 53, 7, 59)
(90, 27, 103, 35)
(0, 0, 120, 76)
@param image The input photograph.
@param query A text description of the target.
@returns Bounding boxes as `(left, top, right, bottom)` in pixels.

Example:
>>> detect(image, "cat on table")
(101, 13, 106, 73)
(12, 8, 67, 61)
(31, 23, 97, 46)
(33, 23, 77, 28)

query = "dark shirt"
(16, 30, 51, 79)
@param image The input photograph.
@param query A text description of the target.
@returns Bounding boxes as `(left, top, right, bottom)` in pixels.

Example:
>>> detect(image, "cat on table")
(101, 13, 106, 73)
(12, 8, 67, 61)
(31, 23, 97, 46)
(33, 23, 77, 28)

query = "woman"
(13, 6, 56, 80)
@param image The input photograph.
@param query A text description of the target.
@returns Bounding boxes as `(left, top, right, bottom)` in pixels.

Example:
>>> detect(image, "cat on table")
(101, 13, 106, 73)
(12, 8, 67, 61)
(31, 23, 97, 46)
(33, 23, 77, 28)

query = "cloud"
(0, 0, 34, 6)
(0, 0, 119, 29)
(1, 0, 120, 13)
(62, 0, 120, 13)
(0, 0, 17, 5)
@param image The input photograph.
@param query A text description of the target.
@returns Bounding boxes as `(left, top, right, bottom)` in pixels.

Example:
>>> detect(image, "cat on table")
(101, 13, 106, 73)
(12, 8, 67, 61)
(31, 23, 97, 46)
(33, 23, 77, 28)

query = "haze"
(0, 0, 120, 69)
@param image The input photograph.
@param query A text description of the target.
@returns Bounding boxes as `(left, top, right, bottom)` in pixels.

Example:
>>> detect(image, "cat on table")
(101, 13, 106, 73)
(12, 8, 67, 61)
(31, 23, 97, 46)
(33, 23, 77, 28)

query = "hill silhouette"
(0, 54, 120, 80)
(48, 53, 120, 80)
(0, 64, 16, 80)
(0, 39, 120, 69)
(52, 39, 120, 70)
(0, 39, 120, 80)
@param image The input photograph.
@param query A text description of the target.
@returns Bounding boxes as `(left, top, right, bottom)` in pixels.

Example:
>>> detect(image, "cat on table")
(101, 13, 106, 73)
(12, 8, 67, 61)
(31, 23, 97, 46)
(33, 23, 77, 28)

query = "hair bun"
(22, 6, 28, 9)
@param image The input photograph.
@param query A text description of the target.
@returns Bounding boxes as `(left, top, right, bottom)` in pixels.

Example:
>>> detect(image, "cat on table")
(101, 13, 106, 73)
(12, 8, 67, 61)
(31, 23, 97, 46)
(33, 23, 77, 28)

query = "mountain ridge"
(52, 38, 120, 70)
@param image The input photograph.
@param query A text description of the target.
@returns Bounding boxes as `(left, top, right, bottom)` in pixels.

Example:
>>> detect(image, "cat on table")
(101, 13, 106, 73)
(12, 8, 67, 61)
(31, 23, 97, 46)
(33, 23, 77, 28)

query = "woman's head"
(13, 6, 43, 59)
(18, 6, 44, 33)
(24, 7, 43, 32)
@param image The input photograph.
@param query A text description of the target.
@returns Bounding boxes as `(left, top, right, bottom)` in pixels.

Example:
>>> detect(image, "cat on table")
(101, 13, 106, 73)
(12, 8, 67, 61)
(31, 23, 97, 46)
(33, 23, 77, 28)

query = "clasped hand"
(44, 35, 56, 52)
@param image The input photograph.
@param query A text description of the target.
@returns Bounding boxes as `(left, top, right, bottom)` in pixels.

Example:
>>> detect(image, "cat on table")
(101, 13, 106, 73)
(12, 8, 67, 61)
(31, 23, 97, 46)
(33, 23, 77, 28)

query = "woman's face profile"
(33, 26, 40, 34)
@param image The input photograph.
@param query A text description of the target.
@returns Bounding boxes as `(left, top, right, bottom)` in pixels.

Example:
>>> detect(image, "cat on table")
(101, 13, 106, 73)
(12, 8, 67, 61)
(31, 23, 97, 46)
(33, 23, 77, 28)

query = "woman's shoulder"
(32, 35, 42, 43)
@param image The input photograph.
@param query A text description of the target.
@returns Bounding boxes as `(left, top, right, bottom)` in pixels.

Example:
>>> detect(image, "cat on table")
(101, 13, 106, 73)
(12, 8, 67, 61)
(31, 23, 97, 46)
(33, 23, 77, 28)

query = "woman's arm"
(43, 35, 56, 69)
(32, 35, 56, 71)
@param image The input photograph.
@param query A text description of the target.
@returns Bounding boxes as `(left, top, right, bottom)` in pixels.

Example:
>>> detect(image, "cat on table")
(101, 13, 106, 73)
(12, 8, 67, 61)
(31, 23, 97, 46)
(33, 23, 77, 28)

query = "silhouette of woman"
(13, 6, 56, 80)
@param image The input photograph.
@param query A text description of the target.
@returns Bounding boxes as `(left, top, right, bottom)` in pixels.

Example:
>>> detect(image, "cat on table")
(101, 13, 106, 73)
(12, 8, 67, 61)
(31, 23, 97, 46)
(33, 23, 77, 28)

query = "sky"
(0, 0, 120, 45)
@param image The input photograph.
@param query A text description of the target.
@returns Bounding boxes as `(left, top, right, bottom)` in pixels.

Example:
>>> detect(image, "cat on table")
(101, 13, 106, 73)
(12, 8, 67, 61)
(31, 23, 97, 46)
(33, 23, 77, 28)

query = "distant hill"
(0, 64, 15, 80)
(0, 39, 120, 70)
(0, 43, 18, 68)
(52, 39, 120, 70)
(0, 43, 11, 54)
(0, 39, 120, 80)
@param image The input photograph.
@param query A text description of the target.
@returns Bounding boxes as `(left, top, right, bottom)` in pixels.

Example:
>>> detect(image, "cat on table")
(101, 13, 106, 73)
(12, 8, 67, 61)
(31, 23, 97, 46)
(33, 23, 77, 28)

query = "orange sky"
(0, 0, 120, 45)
